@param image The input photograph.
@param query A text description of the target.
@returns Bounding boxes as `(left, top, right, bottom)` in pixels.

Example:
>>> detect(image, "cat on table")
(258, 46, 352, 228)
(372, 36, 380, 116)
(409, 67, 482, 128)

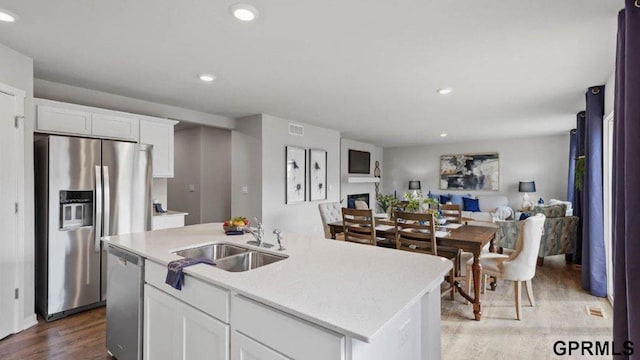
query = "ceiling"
(0, 0, 622, 147)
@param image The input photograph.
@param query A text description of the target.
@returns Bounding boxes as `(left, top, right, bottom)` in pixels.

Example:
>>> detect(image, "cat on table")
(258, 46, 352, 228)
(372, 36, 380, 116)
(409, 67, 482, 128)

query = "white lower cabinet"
(231, 332, 290, 360)
(144, 284, 229, 360)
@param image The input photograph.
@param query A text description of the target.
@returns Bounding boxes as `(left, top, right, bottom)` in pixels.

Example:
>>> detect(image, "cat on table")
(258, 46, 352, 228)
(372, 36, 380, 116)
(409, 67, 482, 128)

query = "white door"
(144, 285, 180, 360)
(181, 302, 229, 360)
(0, 91, 19, 340)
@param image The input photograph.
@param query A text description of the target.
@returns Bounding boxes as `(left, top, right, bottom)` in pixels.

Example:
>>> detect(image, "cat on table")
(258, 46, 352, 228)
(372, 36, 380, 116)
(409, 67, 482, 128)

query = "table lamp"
(408, 180, 421, 197)
(518, 181, 536, 210)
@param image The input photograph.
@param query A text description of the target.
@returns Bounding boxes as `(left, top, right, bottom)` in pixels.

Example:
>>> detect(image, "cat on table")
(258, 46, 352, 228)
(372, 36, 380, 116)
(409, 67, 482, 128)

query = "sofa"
(427, 192, 513, 227)
(495, 203, 579, 265)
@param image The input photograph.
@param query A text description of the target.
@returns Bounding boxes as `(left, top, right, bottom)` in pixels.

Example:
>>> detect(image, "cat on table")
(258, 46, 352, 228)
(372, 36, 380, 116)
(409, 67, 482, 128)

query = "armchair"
(495, 204, 578, 266)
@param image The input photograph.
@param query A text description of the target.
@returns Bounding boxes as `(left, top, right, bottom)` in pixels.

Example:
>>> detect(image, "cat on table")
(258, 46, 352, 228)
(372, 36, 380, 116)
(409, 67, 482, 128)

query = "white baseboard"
(21, 314, 38, 331)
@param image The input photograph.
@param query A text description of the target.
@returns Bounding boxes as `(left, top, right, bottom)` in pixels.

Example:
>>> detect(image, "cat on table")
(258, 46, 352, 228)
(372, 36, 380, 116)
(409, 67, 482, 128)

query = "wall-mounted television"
(348, 149, 371, 174)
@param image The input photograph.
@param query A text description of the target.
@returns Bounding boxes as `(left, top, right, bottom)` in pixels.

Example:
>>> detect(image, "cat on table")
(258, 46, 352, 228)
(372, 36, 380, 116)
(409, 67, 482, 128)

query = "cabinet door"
(181, 303, 229, 360)
(139, 119, 175, 177)
(36, 105, 92, 135)
(144, 285, 180, 360)
(92, 113, 139, 141)
(231, 332, 290, 360)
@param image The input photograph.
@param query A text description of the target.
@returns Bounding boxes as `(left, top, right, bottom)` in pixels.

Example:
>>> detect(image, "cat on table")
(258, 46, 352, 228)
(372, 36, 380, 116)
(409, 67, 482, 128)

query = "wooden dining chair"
(394, 211, 460, 299)
(441, 204, 462, 224)
(342, 208, 377, 246)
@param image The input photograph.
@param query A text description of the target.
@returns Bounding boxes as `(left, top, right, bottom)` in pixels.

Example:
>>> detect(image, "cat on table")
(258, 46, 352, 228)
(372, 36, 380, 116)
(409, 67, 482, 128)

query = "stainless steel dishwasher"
(106, 244, 144, 360)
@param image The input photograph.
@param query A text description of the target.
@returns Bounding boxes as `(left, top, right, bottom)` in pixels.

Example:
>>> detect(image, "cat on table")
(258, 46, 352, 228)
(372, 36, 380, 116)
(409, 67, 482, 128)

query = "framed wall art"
(309, 149, 327, 201)
(440, 153, 499, 191)
(286, 146, 306, 204)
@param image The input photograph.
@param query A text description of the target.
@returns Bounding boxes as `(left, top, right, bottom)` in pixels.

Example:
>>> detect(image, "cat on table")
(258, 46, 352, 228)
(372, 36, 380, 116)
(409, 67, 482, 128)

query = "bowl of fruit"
(223, 216, 249, 233)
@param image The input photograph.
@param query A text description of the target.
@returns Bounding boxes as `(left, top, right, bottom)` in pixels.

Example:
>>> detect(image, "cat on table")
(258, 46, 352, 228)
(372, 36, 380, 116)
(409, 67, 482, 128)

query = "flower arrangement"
(376, 194, 398, 213)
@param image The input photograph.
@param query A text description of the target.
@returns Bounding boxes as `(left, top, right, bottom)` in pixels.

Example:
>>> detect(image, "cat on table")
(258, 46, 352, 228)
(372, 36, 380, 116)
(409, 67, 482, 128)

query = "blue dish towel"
(165, 258, 215, 290)
(225, 230, 245, 235)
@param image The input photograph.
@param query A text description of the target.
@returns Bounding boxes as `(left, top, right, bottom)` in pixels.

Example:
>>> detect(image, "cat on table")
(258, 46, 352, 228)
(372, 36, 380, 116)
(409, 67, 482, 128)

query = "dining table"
(327, 220, 498, 321)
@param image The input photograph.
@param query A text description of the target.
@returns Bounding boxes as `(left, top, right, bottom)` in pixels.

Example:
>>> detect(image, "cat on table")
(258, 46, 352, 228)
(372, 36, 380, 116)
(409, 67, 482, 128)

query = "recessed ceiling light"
(198, 74, 216, 82)
(437, 88, 453, 95)
(0, 9, 17, 23)
(230, 4, 259, 22)
(440, 133, 447, 137)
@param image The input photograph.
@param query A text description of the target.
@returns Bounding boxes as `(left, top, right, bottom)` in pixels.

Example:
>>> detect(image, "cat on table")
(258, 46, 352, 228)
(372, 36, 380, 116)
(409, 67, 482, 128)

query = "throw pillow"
(519, 212, 531, 221)
(449, 193, 471, 207)
(440, 195, 450, 204)
(462, 197, 481, 212)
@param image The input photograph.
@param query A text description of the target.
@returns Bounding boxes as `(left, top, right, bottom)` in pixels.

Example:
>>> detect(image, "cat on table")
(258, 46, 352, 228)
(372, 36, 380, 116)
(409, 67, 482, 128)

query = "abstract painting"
(309, 149, 327, 201)
(286, 146, 306, 204)
(440, 153, 499, 191)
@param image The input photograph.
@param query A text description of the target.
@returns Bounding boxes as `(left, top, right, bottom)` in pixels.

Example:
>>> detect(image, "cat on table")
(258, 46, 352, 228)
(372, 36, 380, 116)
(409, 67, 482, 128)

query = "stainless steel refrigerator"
(35, 135, 152, 321)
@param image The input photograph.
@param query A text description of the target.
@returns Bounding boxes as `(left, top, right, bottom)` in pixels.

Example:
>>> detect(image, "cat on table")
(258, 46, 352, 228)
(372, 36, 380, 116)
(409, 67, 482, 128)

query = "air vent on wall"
(289, 123, 304, 136)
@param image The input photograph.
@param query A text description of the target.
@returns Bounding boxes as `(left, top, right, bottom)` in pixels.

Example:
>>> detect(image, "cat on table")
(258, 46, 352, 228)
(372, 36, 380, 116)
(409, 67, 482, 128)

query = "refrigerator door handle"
(95, 165, 103, 253)
(103, 166, 111, 239)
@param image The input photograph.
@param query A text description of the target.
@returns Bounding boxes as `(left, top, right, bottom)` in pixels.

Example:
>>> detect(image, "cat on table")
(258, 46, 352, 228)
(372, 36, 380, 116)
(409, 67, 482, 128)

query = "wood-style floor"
(441, 255, 612, 360)
(0, 255, 611, 360)
(0, 307, 111, 360)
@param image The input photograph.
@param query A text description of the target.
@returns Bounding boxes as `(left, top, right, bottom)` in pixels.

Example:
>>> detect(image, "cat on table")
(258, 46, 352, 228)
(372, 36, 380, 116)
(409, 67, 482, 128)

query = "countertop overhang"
(102, 223, 452, 342)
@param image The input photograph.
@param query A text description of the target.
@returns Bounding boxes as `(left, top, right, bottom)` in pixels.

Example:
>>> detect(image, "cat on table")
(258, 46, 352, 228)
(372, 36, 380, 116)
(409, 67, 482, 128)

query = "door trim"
(0, 82, 26, 336)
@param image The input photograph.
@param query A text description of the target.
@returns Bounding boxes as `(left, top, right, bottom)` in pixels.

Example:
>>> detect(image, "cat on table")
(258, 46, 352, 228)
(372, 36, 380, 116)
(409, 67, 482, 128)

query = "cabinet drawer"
(231, 295, 345, 360)
(145, 260, 229, 323)
(92, 113, 139, 141)
(36, 105, 92, 135)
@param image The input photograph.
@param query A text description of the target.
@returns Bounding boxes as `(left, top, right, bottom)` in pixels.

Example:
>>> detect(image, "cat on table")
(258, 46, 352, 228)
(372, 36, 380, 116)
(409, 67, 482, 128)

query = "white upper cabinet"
(91, 113, 139, 141)
(139, 118, 178, 178)
(35, 99, 139, 141)
(35, 99, 178, 178)
(36, 104, 92, 136)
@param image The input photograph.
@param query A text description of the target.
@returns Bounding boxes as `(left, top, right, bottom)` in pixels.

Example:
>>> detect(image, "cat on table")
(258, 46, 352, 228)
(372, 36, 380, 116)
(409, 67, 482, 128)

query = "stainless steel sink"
(214, 251, 287, 272)
(173, 243, 249, 261)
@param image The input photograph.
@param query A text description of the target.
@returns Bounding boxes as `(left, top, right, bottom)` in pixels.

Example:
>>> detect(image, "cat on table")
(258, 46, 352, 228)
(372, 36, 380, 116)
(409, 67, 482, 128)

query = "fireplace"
(347, 193, 370, 209)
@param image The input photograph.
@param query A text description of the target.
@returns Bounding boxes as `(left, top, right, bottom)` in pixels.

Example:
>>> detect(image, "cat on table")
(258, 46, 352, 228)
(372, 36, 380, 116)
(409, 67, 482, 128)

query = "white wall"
(340, 139, 383, 211)
(231, 115, 263, 223)
(200, 126, 232, 223)
(167, 125, 232, 225)
(382, 134, 570, 210)
(231, 114, 341, 237)
(168, 127, 202, 225)
(0, 42, 36, 330)
(261, 114, 341, 236)
(34, 79, 235, 129)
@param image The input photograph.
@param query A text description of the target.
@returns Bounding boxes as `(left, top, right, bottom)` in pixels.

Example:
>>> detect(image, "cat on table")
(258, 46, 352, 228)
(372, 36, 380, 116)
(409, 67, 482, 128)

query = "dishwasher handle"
(107, 245, 142, 266)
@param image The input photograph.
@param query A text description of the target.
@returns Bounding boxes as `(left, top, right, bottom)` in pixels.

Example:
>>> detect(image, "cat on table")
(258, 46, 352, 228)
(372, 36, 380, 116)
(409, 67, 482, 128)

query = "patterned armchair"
(495, 204, 579, 266)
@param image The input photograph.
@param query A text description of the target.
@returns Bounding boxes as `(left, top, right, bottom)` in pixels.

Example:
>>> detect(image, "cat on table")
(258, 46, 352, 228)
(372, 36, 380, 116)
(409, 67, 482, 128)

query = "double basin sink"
(173, 243, 287, 272)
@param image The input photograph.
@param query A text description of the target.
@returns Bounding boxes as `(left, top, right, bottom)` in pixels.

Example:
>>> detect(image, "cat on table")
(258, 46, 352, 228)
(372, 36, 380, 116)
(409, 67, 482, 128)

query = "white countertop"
(152, 210, 188, 217)
(102, 223, 451, 342)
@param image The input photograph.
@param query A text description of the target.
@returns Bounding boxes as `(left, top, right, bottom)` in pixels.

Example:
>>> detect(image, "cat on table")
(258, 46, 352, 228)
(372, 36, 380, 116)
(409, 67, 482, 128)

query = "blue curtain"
(573, 111, 585, 265)
(614, 3, 640, 357)
(567, 129, 577, 205)
(581, 86, 606, 297)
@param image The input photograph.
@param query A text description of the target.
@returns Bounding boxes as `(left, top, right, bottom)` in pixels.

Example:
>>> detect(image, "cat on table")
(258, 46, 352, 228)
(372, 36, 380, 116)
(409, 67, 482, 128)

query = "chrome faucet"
(247, 218, 273, 248)
(273, 229, 285, 251)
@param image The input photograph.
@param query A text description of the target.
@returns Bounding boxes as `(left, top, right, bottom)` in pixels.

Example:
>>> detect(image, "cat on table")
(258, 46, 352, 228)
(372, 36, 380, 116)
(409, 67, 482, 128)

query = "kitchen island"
(102, 223, 452, 360)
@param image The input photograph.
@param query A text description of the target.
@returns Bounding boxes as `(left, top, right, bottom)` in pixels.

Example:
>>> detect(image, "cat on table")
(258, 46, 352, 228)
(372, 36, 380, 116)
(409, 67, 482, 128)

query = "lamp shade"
(518, 181, 536, 193)
(408, 180, 421, 190)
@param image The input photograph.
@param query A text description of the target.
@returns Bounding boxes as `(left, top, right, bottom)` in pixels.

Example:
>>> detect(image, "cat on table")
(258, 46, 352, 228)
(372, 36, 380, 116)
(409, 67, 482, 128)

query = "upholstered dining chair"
(342, 208, 378, 246)
(354, 200, 369, 210)
(318, 202, 343, 239)
(441, 204, 462, 224)
(394, 211, 460, 299)
(466, 214, 546, 320)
